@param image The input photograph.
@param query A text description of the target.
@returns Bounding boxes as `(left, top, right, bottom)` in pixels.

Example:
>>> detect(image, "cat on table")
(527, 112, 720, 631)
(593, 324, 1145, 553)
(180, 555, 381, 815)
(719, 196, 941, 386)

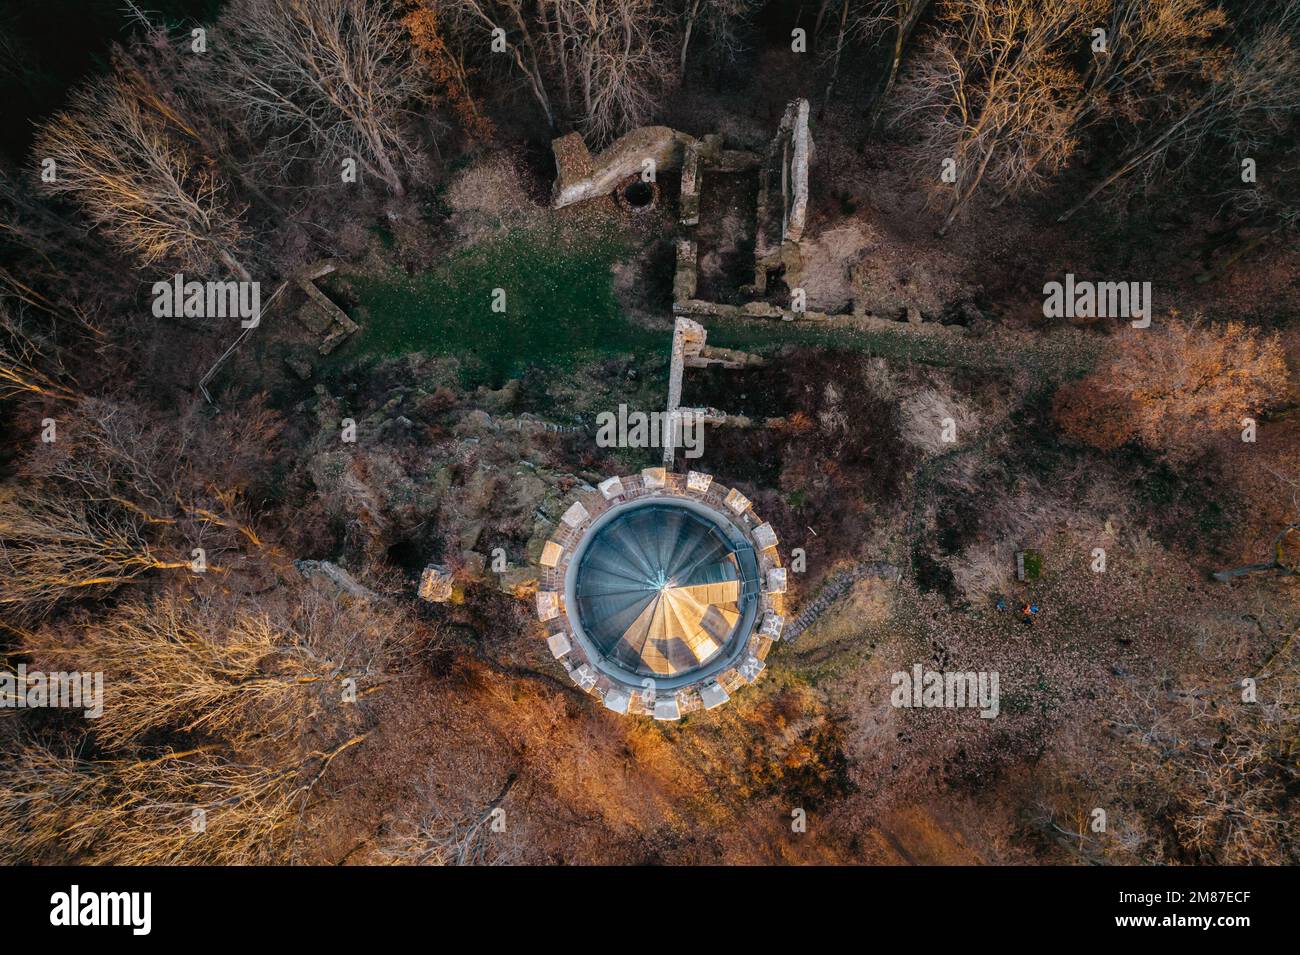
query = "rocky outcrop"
(295, 559, 378, 599)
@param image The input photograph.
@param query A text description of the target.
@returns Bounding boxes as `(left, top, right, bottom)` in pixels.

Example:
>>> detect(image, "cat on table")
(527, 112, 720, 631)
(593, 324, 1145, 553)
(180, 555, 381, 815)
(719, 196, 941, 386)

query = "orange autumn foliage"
(403, 2, 495, 142)
(1055, 318, 1289, 461)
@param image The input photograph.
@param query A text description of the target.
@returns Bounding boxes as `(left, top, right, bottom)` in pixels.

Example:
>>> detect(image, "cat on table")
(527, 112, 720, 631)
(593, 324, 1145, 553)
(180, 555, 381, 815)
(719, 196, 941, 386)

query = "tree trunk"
(938, 141, 994, 235)
(369, 134, 406, 197)
(679, 11, 697, 86)
(1058, 96, 1212, 222)
(509, 7, 556, 129)
(821, 0, 851, 108)
(813, 0, 833, 39)
(219, 248, 253, 285)
(867, 0, 932, 132)
(1196, 220, 1287, 285)
(1212, 562, 1282, 582)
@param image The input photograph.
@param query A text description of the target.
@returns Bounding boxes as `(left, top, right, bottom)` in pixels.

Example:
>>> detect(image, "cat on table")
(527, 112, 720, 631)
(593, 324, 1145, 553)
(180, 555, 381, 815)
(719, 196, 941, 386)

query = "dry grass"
(443, 152, 539, 245)
(951, 541, 1016, 601)
(899, 384, 983, 454)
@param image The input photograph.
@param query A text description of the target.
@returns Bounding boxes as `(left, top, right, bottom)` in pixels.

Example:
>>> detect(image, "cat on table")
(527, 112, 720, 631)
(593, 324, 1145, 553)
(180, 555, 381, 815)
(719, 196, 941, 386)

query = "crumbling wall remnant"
(293, 262, 359, 356)
(754, 99, 814, 294)
(551, 126, 694, 209)
(679, 140, 702, 226)
(781, 99, 812, 243)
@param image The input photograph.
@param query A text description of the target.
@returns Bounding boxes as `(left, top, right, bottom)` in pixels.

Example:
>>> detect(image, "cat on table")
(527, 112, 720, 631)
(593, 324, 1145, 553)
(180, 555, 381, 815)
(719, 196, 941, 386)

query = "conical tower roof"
(574, 504, 744, 677)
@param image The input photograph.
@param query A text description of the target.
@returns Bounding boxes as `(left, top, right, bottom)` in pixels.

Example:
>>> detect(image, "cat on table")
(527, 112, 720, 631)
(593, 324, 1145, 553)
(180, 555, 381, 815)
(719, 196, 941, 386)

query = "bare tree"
(1059, 5, 1300, 219)
(891, 0, 1098, 233)
(1074, 0, 1226, 132)
(820, 0, 857, 105)
(33, 73, 251, 281)
(447, 0, 557, 127)
(0, 301, 80, 406)
(0, 739, 366, 864)
(0, 390, 291, 623)
(0, 172, 126, 314)
(1054, 317, 1289, 461)
(678, 0, 754, 84)
(0, 488, 195, 623)
(818, 0, 921, 107)
(864, 0, 934, 128)
(210, 0, 422, 195)
(22, 587, 415, 750)
(551, 0, 672, 144)
(445, 0, 670, 143)
(114, 9, 280, 213)
(381, 771, 522, 865)
(403, 0, 496, 140)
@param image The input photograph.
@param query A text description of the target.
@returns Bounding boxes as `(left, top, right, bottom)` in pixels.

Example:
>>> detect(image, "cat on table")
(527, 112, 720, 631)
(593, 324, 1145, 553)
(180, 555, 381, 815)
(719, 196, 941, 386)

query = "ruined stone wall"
(781, 99, 812, 243)
(551, 127, 695, 209)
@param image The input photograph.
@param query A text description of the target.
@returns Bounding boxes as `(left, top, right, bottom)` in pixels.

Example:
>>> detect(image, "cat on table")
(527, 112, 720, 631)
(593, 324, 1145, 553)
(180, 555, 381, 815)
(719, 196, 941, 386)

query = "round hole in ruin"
(622, 180, 654, 208)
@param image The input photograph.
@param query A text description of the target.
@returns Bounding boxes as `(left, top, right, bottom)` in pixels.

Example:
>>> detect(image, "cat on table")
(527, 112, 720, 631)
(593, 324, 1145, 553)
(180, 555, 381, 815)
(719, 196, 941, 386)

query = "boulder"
(497, 565, 539, 597)
(295, 559, 376, 599)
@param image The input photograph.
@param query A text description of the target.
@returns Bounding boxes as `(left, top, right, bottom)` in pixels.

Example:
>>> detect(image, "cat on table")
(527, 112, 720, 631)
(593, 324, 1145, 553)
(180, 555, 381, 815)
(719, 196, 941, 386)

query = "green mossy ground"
(335, 229, 660, 389)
